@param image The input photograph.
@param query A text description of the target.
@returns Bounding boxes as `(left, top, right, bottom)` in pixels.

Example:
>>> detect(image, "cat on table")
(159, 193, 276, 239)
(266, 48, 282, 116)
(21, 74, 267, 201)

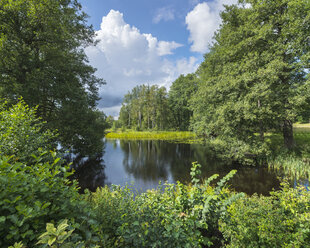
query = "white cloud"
(85, 10, 199, 117)
(186, 0, 238, 53)
(157, 41, 183, 56)
(153, 7, 175, 23)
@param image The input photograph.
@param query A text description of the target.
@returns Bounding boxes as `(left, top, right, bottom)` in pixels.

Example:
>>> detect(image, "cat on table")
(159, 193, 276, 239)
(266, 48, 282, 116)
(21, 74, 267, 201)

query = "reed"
(268, 154, 310, 180)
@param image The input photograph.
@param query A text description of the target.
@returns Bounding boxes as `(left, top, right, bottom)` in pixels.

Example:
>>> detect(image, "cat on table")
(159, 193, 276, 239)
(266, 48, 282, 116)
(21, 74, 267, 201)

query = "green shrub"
(0, 99, 57, 162)
(10, 219, 100, 248)
(220, 181, 310, 248)
(0, 154, 98, 247)
(91, 163, 243, 247)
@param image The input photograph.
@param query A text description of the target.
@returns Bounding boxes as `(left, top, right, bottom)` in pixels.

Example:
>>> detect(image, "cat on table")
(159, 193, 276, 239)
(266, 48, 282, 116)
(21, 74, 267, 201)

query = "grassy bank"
(105, 130, 197, 141)
(266, 123, 310, 180)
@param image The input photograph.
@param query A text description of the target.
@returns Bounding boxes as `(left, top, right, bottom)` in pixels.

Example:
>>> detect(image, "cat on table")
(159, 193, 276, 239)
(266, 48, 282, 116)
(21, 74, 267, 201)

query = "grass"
(268, 154, 310, 180)
(105, 129, 197, 142)
(266, 123, 310, 180)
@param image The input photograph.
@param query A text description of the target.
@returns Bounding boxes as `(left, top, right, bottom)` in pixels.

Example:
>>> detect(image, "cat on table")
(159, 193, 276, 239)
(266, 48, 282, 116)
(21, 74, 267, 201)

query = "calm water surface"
(73, 139, 282, 195)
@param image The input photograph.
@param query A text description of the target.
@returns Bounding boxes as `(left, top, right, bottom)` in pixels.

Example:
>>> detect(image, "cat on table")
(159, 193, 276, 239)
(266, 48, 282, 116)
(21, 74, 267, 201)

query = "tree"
(0, 0, 106, 155)
(190, 0, 310, 157)
(168, 73, 198, 131)
(119, 84, 171, 130)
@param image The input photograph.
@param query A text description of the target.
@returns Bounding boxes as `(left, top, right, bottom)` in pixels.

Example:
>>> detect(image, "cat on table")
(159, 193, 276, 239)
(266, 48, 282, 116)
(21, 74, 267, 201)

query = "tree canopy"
(168, 73, 198, 131)
(0, 0, 106, 155)
(119, 84, 171, 130)
(190, 0, 310, 158)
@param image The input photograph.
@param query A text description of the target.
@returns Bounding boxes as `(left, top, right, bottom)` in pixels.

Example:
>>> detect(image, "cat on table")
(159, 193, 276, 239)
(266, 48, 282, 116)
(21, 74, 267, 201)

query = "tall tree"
(191, 0, 310, 156)
(0, 0, 106, 155)
(119, 84, 171, 130)
(169, 73, 198, 131)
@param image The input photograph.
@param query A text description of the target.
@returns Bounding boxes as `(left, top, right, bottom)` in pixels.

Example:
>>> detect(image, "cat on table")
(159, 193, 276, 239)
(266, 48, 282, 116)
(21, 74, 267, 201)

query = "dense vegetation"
(190, 0, 310, 157)
(0, 0, 107, 155)
(118, 74, 198, 131)
(1, 101, 308, 248)
(119, 85, 171, 130)
(1, 0, 310, 247)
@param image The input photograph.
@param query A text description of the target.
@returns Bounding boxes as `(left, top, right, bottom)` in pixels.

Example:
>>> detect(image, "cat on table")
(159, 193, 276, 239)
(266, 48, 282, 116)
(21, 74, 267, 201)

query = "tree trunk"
(139, 110, 141, 128)
(283, 119, 294, 149)
(258, 99, 264, 141)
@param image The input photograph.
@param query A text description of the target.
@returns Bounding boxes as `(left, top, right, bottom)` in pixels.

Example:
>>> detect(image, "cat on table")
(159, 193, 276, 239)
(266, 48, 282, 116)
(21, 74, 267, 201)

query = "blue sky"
(79, 0, 237, 117)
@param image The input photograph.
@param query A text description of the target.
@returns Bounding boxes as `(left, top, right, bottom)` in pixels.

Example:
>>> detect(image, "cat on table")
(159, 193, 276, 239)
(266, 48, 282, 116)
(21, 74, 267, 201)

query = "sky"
(79, 0, 238, 117)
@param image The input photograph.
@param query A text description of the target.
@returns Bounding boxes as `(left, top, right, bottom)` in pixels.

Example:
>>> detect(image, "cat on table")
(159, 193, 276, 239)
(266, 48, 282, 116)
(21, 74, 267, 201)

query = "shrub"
(0, 99, 57, 162)
(91, 163, 243, 247)
(220, 181, 310, 248)
(9, 219, 100, 248)
(0, 154, 98, 247)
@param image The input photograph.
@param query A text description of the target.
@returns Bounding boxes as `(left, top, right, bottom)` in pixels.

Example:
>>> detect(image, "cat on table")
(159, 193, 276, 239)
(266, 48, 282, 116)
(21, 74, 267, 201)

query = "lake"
(72, 139, 283, 195)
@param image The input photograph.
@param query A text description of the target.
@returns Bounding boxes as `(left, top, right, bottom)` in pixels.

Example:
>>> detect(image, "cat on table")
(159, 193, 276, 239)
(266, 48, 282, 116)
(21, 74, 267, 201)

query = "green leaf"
(48, 236, 56, 246)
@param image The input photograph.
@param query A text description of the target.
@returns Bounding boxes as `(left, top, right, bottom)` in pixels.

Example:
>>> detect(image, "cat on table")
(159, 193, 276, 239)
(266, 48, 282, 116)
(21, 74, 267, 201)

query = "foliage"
(190, 0, 310, 158)
(119, 84, 171, 130)
(0, 154, 99, 247)
(10, 220, 100, 248)
(0, 0, 106, 155)
(90, 163, 243, 247)
(168, 73, 198, 131)
(0, 99, 56, 162)
(220, 181, 310, 248)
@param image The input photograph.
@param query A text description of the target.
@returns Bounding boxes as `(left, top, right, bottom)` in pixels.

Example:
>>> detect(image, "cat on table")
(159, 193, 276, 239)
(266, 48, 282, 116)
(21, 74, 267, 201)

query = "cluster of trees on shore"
(118, 74, 197, 131)
(119, 0, 310, 159)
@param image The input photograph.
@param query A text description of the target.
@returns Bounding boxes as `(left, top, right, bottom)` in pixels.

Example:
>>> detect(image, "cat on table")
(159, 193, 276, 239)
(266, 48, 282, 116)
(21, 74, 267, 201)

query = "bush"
(91, 163, 243, 247)
(0, 154, 98, 247)
(220, 181, 310, 248)
(0, 99, 57, 162)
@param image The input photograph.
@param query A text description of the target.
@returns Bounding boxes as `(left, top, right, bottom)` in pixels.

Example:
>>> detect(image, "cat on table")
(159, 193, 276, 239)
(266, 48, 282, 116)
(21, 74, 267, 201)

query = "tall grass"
(268, 154, 310, 180)
(267, 124, 310, 180)
(105, 130, 197, 141)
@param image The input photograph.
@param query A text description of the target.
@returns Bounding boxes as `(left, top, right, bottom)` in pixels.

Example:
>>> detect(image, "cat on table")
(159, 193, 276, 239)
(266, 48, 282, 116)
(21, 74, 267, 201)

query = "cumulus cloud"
(186, 0, 237, 53)
(85, 10, 198, 117)
(157, 41, 183, 56)
(153, 6, 175, 23)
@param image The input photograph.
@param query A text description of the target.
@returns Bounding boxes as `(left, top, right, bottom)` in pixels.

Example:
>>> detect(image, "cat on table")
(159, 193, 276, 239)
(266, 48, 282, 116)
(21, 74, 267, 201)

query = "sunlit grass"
(266, 124, 310, 180)
(268, 154, 310, 180)
(105, 130, 197, 141)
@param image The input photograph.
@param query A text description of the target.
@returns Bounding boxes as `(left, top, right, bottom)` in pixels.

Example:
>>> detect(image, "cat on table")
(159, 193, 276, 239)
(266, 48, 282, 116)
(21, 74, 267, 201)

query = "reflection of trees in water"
(120, 140, 171, 181)
(228, 167, 280, 195)
(69, 152, 106, 192)
(118, 140, 281, 195)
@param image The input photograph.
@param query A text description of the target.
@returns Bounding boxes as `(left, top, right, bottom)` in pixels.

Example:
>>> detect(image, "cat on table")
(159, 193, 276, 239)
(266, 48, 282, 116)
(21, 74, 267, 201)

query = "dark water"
(72, 139, 283, 195)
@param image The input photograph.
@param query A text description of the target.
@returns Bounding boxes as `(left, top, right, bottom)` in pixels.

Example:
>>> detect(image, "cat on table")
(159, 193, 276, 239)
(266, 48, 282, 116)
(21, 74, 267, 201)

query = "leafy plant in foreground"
(220, 181, 310, 248)
(0, 154, 98, 247)
(91, 163, 242, 247)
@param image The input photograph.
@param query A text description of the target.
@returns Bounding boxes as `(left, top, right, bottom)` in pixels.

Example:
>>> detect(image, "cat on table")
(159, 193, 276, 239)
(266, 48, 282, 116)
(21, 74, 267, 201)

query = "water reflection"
(70, 152, 106, 192)
(104, 139, 281, 195)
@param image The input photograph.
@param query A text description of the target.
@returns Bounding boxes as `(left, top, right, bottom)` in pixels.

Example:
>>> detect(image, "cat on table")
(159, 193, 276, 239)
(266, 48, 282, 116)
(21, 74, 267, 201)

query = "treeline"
(119, 0, 310, 160)
(119, 74, 197, 131)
